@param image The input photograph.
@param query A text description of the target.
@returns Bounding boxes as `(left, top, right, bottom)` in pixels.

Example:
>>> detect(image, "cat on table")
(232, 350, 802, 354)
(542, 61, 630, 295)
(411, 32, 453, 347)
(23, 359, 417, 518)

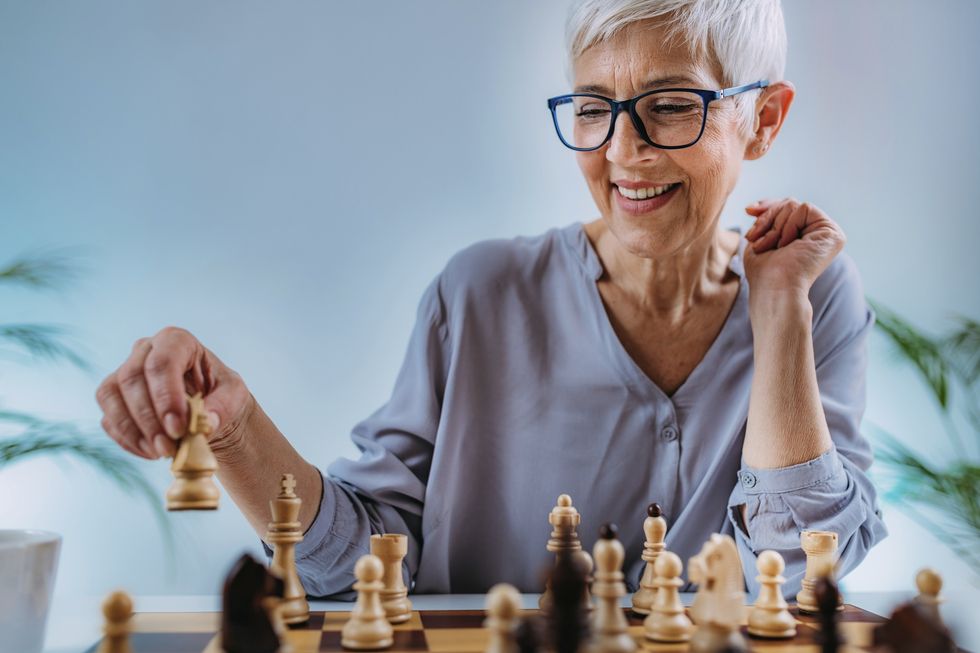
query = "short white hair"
(565, 0, 787, 131)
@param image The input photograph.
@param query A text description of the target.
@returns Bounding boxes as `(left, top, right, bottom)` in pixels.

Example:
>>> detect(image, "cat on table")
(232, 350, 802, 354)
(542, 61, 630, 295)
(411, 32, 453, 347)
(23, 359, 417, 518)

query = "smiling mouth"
(613, 182, 682, 200)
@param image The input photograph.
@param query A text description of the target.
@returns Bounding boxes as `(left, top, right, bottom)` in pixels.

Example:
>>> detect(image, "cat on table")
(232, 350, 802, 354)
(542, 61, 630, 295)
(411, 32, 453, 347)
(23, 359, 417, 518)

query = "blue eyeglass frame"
(546, 79, 769, 151)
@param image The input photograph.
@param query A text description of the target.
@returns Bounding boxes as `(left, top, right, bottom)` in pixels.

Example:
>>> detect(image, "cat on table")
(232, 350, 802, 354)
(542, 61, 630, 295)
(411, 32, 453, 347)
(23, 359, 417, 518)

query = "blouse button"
(661, 425, 678, 441)
(741, 472, 758, 488)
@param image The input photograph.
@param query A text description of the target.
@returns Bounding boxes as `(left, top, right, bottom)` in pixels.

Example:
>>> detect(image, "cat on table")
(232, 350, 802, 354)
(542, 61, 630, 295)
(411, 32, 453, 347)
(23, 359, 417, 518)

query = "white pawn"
(631, 503, 666, 616)
(589, 524, 637, 653)
(341, 555, 394, 650)
(747, 550, 796, 639)
(484, 583, 521, 653)
(914, 567, 944, 626)
(98, 590, 133, 653)
(643, 551, 693, 643)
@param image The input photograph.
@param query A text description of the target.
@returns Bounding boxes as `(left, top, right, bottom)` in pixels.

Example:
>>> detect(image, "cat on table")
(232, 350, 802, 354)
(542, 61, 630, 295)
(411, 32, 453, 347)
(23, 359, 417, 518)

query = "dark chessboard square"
(319, 629, 427, 651)
(419, 610, 486, 629)
(84, 632, 214, 653)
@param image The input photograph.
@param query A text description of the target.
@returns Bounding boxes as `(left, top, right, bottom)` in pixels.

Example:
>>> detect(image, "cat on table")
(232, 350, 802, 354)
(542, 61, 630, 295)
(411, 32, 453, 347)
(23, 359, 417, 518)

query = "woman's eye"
(653, 103, 698, 114)
(577, 106, 610, 117)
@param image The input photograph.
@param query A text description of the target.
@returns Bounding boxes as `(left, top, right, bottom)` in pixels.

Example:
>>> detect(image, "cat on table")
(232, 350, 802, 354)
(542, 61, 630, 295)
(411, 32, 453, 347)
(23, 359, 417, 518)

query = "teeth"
(615, 183, 677, 200)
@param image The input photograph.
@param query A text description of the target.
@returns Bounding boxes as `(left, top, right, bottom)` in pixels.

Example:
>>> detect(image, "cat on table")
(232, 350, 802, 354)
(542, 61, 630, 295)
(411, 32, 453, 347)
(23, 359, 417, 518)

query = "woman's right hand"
(95, 326, 253, 460)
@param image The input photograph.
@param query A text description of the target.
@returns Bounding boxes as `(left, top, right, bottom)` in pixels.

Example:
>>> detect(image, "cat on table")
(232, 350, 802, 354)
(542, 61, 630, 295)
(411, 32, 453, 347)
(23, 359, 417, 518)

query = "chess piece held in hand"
(97, 590, 133, 653)
(266, 473, 309, 625)
(166, 392, 220, 510)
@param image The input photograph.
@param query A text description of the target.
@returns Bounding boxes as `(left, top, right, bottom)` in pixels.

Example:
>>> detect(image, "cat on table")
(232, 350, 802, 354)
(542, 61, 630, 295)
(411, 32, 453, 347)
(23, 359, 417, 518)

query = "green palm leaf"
(869, 299, 949, 409)
(0, 323, 91, 371)
(0, 252, 81, 289)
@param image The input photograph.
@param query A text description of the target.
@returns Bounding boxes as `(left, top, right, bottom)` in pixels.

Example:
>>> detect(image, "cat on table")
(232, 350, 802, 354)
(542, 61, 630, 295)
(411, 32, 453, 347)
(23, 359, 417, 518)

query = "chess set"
(85, 395, 963, 653)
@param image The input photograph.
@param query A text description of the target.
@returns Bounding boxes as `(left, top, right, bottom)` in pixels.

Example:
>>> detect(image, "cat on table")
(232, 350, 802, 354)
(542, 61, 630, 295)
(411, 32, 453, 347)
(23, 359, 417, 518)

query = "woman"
(95, 0, 886, 598)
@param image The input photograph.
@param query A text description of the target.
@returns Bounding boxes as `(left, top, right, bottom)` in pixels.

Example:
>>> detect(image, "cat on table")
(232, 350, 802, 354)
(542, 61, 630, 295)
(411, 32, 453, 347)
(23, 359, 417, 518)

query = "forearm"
(211, 393, 324, 538)
(745, 291, 832, 468)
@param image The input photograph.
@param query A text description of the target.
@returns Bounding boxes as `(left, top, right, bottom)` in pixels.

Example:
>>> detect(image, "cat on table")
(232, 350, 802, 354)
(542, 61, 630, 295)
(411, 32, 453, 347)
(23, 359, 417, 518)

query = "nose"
(605, 109, 657, 165)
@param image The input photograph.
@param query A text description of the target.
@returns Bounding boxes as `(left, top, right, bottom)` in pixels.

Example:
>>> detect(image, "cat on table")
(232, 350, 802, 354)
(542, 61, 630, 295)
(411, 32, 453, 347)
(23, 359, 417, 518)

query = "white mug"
(0, 530, 62, 653)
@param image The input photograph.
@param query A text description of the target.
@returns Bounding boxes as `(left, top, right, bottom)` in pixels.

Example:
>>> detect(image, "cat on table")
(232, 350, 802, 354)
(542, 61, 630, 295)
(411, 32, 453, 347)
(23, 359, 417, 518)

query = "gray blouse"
(273, 221, 887, 599)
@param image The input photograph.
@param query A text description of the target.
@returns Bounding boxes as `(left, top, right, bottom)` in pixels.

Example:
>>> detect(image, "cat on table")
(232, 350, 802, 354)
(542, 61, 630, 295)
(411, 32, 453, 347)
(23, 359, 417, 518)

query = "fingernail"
(139, 439, 157, 458)
(164, 412, 182, 439)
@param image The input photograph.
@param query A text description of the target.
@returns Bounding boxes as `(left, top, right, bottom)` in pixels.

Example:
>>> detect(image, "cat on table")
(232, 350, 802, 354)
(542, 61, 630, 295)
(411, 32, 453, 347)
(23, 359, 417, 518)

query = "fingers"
(143, 326, 200, 442)
(96, 378, 156, 459)
(116, 339, 171, 457)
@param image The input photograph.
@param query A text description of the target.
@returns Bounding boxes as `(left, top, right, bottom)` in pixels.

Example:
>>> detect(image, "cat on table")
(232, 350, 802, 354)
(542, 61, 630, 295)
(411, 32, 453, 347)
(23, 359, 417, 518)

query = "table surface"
(42, 591, 978, 653)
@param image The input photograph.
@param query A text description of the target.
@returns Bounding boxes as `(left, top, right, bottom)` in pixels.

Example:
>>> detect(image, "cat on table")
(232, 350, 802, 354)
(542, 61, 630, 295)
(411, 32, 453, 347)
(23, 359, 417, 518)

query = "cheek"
(576, 152, 608, 191)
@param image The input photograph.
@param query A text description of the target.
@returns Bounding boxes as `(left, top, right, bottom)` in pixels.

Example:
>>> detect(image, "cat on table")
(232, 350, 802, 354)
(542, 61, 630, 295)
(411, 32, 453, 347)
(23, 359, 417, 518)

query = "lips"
(611, 181, 682, 215)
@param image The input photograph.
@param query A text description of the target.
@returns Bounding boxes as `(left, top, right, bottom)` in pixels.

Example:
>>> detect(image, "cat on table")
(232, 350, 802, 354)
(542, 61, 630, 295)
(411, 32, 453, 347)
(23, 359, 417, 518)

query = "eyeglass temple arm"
(719, 79, 770, 99)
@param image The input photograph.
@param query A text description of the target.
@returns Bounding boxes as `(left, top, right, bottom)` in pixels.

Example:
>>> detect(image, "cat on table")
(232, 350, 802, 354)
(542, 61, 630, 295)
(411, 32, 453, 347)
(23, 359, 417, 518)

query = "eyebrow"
(573, 75, 701, 94)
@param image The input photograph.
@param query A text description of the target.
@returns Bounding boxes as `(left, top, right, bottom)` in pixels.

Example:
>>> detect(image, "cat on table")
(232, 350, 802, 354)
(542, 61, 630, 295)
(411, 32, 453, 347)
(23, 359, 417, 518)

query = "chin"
(605, 211, 687, 259)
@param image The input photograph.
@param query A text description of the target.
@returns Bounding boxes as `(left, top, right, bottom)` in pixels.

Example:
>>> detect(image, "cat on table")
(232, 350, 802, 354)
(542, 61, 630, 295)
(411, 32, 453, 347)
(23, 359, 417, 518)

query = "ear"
(743, 80, 795, 160)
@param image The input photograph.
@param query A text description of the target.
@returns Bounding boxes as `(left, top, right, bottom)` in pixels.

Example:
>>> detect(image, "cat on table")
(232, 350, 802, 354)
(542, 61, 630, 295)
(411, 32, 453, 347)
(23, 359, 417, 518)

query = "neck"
(585, 220, 737, 320)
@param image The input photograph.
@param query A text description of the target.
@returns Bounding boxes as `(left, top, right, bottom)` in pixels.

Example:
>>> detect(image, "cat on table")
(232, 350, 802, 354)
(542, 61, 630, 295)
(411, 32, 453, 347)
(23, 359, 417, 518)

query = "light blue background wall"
(2, 0, 978, 602)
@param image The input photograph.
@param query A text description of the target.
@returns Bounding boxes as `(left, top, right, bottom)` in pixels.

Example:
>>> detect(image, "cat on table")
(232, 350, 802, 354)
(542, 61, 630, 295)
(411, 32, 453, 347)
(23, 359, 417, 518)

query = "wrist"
(749, 288, 812, 328)
(211, 392, 257, 463)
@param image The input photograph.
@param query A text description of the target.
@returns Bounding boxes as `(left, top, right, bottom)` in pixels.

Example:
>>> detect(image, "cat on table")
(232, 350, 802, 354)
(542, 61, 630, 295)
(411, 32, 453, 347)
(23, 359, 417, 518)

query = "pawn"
(485, 583, 521, 653)
(341, 555, 394, 650)
(643, 551, 693, 643)
(914, 567, 944, 626)
(747, 551, 796, 639)
(98, 590, 133, 653)
(631, 503, 666, 616)
(589, 524, 637, 653)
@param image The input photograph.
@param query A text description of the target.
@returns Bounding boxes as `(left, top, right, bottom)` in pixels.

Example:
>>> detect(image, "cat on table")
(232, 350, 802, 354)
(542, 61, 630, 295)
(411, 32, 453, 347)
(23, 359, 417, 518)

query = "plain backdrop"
(2, 0, 978, 605)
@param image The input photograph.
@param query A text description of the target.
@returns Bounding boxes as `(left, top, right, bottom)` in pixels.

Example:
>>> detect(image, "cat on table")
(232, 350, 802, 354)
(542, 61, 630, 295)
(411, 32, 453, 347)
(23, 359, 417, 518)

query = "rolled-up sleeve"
(727, 254, 888, 598)
(262, 273, 450, 599)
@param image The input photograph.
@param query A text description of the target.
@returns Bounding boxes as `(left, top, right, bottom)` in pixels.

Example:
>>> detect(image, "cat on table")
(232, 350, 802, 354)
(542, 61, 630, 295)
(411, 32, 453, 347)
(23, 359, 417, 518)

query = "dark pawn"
(221, 553, 284, 653)
(598, 522, 618, 539)
(814, 576, 842, 653)
(873, 602, 956, 653)
(547, 553, 590, 653)
(515, 614, 543, 653)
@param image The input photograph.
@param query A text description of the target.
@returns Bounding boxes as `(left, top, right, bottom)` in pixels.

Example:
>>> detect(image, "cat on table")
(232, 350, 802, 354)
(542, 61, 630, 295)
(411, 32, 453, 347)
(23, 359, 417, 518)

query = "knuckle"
(95, 378, 116, 405)
(156, 325, 190, 341)
(131, 337, 151, 353)
(117, 367, 145, 391)
(144, 352, 174, 378)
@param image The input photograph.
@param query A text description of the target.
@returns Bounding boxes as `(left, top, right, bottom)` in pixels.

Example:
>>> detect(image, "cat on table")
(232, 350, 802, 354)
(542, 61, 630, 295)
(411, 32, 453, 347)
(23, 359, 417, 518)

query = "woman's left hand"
(742, 197, 847, 297)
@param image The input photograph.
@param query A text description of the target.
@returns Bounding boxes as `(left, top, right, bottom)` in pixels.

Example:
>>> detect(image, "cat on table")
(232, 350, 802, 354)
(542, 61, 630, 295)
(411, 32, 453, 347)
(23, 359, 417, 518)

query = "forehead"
(572, 19, 721, 94)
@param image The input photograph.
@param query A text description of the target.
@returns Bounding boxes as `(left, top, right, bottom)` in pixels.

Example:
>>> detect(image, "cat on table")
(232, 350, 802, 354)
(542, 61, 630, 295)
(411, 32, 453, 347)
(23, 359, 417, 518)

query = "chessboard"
(83, 603, 933, 653)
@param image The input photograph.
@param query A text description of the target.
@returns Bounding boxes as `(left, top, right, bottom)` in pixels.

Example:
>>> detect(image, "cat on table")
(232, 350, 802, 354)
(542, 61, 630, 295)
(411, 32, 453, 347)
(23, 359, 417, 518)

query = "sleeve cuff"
(735, 446, 844, 495)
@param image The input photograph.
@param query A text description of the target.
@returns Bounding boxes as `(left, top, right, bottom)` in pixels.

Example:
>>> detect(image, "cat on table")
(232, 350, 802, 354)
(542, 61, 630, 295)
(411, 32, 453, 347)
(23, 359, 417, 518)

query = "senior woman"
(95, 0, 886, 598)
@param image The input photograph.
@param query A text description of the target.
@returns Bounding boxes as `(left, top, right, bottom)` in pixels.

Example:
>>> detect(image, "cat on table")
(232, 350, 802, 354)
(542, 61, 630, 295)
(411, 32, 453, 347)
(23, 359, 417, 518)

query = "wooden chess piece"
(166, 392, 219, 510)
(484, 583, 521, 653)
(370, 533, 413, 624)
(631, 502, 666, 616)
(747, 550, 796, 638)
(643, 551, 693, 643)
(814, 575, 843, 653)
(914, 567, 944, 626)
(540, 494, 584, 613)
(873, 601, 956, 653)
(221, 553, 285, 653)
(796, 530, 842, 614)
(547, 551, 591, 653)
(97, 590, 133, 653)
(341, 554, 394, 650)
(688, 534, 747, 653)
(589, 523, 637, 653)
(266, 473, 309, 625)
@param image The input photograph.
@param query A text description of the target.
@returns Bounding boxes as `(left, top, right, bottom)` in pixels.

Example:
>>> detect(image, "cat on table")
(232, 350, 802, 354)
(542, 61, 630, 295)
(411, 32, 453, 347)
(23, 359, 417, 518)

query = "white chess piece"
(371, 534, 413, 623)
(796, 530, 842, 614)
(688, 535, 747, 653)
(914, 567, 944, 626)
(643, 551, 693, 643)
(97, 590, 133, 653)
(747, 550, 796, 638)
(341, 555, 394, 650)
(631, 503, 666, 616)
(484, 583, 521, 653)
(589, 524, 637, 653)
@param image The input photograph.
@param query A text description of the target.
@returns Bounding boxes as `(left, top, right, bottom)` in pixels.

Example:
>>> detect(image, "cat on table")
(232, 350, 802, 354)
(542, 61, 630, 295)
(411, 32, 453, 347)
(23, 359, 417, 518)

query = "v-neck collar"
(560, 221, 748, 404)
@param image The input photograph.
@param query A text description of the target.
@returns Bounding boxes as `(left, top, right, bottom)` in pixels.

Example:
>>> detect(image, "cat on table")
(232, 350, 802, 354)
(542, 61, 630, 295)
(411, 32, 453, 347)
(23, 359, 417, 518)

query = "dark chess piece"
(873, 602, 956, 653)
(221, 553, 286, 653)
(814, 575, 842, 653)
(547, 550, 591, 653)
(515, 615, 543, 653)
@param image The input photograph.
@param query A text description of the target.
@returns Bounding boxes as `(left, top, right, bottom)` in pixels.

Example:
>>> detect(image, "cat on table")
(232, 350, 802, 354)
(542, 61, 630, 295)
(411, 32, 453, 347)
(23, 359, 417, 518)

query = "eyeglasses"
(546, 80, 768, 151)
